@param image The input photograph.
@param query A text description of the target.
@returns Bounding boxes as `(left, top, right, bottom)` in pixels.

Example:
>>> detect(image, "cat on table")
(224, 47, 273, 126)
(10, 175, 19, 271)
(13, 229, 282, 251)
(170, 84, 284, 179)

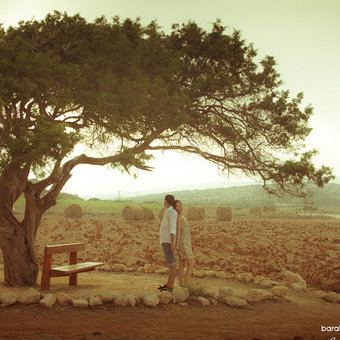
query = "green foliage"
(187, 279, 210, 297)
(127, 182, 340, 209)
(0, 11, 334, 203)
(58, 192, 84, 200)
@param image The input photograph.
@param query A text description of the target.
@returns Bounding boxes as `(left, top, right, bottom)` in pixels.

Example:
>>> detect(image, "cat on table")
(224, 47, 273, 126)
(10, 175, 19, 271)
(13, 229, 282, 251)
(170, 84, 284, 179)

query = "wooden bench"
(40, 242, 104, 290)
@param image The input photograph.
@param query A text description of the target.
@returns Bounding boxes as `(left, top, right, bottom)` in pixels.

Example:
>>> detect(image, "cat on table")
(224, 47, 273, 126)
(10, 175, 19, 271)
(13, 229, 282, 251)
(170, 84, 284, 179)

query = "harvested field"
(21, 214, 339, 290)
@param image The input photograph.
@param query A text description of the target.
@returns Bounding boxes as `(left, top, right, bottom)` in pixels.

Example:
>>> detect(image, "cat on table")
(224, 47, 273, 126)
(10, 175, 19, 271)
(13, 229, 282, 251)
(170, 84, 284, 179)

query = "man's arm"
(169, 211, 177, 253)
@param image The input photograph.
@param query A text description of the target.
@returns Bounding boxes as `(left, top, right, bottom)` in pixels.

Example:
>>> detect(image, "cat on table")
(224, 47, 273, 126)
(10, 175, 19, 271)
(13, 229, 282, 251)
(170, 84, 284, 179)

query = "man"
(158, 194, 177, 292)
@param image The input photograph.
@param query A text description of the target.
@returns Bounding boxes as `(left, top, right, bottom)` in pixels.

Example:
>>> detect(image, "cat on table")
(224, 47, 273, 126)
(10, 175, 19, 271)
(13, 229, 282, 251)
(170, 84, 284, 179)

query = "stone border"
(2, 281, 338, 310)
(2, 267, 339, 309)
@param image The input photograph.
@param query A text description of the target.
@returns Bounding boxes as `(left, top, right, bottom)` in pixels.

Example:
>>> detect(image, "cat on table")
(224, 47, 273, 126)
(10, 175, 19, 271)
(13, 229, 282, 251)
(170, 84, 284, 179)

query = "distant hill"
(124, 183, 340, 209)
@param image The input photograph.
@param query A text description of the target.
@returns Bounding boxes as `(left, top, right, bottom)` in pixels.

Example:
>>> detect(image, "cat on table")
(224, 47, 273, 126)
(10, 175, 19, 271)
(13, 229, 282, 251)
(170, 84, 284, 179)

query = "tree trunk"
(1, 221, 38, 286)
(0, 179, 41, 287)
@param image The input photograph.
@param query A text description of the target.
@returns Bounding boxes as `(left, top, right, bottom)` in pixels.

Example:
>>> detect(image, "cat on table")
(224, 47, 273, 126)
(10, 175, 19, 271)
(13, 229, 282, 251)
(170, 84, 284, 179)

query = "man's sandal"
(157, 284, 167, 290)
(159, 285, 173, 292)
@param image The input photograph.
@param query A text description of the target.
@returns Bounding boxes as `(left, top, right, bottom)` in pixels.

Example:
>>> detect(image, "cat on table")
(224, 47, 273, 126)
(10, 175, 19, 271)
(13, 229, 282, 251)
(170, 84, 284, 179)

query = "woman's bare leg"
(178, 259, 185, 286)
(184, 258, 195, 287)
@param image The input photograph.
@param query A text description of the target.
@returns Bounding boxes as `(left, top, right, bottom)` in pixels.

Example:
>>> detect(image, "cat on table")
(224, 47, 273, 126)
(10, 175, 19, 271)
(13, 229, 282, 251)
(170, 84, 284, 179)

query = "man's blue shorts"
(161, 243, 176, 267)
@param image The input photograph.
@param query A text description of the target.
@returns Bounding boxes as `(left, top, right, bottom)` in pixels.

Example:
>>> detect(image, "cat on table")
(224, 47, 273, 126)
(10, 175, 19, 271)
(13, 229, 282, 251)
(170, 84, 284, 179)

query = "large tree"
(0, 12, 333, 286)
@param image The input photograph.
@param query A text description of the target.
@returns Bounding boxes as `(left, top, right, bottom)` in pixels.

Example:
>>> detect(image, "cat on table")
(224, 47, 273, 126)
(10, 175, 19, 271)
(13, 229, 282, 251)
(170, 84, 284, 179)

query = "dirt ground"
(1, 214, 339, 339)
(0, 271, 339, 340)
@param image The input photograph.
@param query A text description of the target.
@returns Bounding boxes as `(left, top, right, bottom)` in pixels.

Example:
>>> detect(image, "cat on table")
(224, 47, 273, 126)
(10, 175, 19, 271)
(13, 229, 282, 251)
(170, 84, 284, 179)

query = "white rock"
(112, 264, 127, 272)
(224, 296, 248, 308)
(89, 296, 103, 306)
(197, 296, 210, 306)
(144, 263, 155, 273)
(143, 293, 159, 307)
(56, 292, 72, 305)
(120, 295, 129, 307)
(261, 290, 274, 300)
(111, 291, 127, 306)
(72, 298, 88, 308)
(40, 294, 56, 309)
(209, 297, 218, 306)
(157, 291, 173, 304)
(155, 267, 168, 274)
(205, 270, 216, 278)
(254, 276, 267, 285)
(258, 280, 274, 288)
(19, 287, 41, 305)
(313, 290, 327, 298)
(236, 273, 254, 283)
(194, 270, 205, 278)
(215, 271, 228, 279)
(218, 286, 233, 298)
(244, 289, 273, 303)
(291, 282, 307, 291)
(125, 267, 136, 272)
(172, 287, 189, 303)
(98, 291, 114, 303)
(126, 294, 137, 306)
(271, 286, 290, 297)
(284, 270, 307, 288)
(0, 292, 18, 306)
(179, 302, 188, 307)
(206, 289, 218, 299)
(323, 292, 340, 303)
(268, 280, 282, 286)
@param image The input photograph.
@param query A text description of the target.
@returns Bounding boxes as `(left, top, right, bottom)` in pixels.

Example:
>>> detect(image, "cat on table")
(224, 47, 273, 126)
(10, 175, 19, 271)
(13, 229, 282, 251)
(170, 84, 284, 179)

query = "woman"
(175, 200, 194, 287)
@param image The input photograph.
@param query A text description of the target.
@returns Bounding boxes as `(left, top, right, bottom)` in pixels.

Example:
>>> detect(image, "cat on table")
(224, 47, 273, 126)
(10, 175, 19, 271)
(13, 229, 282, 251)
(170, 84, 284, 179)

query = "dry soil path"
(0, 272, 340, 339)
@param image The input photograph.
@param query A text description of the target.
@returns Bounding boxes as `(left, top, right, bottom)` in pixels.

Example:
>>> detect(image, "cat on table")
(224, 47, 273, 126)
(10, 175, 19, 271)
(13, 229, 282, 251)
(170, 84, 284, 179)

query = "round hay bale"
(186, 206, 205, 221)
(216, 206, 232, 221)
(122, 205, 144, 221)
(263, 205, 276, 214)
(64, 204, 82, 219)
(158, 207, 166, 220)
(249, 206, 262, 214)
(141, 206, 155, 220)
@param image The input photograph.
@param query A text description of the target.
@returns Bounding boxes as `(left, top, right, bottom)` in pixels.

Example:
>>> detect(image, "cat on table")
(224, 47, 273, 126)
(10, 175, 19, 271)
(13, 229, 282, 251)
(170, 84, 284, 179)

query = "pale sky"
(1, 0, 340, 198)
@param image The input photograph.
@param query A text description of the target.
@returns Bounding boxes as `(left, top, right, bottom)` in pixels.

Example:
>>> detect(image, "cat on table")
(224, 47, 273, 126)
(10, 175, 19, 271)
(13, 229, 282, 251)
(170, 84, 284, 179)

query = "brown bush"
(249, 206, 262, 214)
(122, 205, 144, 221)
(216, 206, 232, 221)
(64, 204, 83, 219)
(263, 206, 276, 214)
(187, 206, 205, 221)
(141, 206, 155, 220)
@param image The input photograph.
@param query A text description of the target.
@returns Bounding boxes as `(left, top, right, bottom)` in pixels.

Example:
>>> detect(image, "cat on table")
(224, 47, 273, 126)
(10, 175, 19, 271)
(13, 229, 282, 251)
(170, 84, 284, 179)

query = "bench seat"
(51, 262, 104, 275)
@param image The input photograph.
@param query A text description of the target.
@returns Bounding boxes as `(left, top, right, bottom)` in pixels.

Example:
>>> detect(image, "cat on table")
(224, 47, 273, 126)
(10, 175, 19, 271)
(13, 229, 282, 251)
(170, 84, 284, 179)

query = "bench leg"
(69, 251, 78, 286)
(69, 273, 78, 286)
(41, 254, 52, 290)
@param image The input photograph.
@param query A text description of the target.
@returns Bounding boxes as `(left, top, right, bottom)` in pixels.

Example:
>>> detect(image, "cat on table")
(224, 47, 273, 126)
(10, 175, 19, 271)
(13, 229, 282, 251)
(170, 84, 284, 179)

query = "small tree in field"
(0, 12, 333, 286)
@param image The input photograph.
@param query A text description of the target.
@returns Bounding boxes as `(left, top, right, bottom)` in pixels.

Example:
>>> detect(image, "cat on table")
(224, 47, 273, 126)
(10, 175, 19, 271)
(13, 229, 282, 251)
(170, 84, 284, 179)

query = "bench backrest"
(44, 242, 85, 255)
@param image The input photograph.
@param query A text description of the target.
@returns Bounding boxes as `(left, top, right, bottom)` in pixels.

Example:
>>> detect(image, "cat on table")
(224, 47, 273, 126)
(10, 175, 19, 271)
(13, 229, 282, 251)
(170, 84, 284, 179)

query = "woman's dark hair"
(174, 200, 182, 211)
(165, 194, 176, 208)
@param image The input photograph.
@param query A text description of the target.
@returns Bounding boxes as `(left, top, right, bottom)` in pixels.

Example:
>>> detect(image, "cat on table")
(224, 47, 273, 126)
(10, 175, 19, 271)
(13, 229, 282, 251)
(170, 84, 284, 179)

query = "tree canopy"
(0, 12, 332, 204)
(0, 11, 334, 285)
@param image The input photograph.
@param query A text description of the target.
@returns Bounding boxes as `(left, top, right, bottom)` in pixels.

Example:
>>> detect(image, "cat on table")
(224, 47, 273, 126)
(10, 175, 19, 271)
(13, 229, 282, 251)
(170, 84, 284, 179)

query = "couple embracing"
(158, 194, 194, 292)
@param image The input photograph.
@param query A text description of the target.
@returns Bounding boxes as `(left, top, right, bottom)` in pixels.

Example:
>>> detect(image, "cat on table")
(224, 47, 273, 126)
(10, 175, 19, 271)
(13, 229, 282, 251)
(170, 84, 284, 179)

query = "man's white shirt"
(159, 206, 177, 244)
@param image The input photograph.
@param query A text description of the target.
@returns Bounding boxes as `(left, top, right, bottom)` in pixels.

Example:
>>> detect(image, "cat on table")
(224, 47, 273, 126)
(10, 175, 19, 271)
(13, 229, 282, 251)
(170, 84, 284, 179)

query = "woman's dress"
(177, 216, 193, 259)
